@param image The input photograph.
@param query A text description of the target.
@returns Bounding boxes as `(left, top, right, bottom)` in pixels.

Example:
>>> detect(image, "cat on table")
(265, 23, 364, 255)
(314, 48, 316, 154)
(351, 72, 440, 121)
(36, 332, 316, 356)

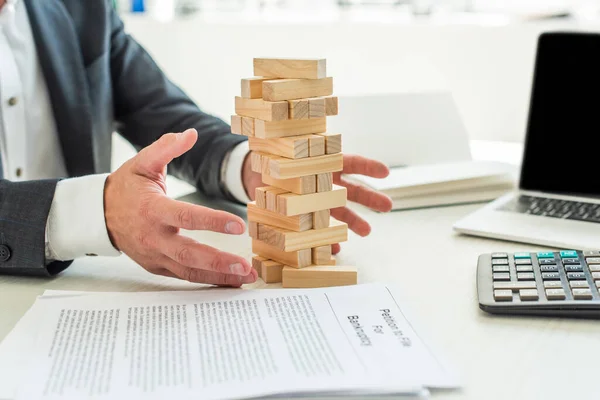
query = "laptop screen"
(520, 32, 600, 198)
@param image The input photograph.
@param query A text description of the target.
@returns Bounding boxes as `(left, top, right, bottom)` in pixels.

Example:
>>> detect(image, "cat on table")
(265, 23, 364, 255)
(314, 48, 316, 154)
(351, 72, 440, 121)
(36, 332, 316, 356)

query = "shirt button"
(7, 97, 18, 106)
(0, 245, 11, 262)
(15, 168, 22, 178)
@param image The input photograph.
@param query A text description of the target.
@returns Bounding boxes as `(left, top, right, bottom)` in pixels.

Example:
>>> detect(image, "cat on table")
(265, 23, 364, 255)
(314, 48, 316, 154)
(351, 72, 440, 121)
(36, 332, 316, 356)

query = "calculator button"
(515, 258, 532, 265)
(544, 281, 563, 288)
(546, 288, 566, 300)
(560, 250, 578, 258)
(493, 281, 537, 290)
(514, 252, 531, 259)
(492, 265, 510, 273)
(565, 264, 584, 272)
(589, 265, 600, 272)
(493, 273, 511, 281)
(492, 253, 508, 259)
(561, 258, 580, 265)
(494, 290, 513, 301)
(537, 252, 555, 259)
(517, 272, 535, 281)
(585, 257, 600, 264)
(492, 259, 509, 265)
(567, 272, 586, 280)
(542, 272, 560, 280)
(570, 280, 590, 289)
(539, 259, 556, 265)
(519, 289, 539, 301)
(572, 288, 593, 300)
(592, 272, 600, 280)
(583, 251, 600, 257)
(540, 265, 559, 272)
(516, 265, 534, 272)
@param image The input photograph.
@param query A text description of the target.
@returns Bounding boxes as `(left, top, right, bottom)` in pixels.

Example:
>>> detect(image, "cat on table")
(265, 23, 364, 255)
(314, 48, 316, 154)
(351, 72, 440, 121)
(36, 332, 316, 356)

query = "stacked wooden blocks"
(231, 58, 357, 288)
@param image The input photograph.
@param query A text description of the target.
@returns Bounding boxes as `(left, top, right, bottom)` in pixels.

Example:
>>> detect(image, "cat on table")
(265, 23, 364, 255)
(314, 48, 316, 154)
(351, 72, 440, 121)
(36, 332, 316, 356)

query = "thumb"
(136, 129, 198, 175)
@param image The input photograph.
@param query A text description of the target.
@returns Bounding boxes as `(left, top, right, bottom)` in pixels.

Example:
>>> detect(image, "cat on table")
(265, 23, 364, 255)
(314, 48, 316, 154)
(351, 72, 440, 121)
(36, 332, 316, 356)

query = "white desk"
(1, 143, 599, 399)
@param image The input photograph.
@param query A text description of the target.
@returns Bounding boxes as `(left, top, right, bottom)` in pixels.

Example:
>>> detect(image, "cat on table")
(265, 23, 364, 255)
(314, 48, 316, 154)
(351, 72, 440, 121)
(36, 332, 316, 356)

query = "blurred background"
(109, 0, 600, 179)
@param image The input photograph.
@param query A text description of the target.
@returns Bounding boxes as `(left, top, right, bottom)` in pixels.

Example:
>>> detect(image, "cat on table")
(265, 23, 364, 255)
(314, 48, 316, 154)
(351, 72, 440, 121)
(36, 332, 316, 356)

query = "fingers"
(340, 179, 393, 212)
(332, 243, 341, 255)
(135, 129, 198, 176)
(155, 258, 258, 287)
(331, 207, 371, 237)
(152, 197, 245, 233)
(158, 234, 253, 276)
(343, 154, 389, 178)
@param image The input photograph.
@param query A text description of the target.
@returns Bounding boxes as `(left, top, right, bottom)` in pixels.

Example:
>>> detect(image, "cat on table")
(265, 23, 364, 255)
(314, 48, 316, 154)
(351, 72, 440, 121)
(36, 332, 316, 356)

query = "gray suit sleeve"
(0, 179, 71, 276)
(107, 8, 247, 201)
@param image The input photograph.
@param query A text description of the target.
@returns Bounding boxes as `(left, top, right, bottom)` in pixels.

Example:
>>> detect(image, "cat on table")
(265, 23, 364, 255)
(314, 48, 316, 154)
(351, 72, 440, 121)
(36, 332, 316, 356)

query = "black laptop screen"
(520, 32, 600, 197)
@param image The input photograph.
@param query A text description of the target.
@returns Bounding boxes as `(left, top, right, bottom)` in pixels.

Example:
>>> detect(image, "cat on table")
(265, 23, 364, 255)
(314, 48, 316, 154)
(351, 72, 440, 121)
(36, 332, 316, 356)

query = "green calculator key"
(514, 252, 531, 259)
(537, 252, 555, 258)
(560, 250, 578, 258)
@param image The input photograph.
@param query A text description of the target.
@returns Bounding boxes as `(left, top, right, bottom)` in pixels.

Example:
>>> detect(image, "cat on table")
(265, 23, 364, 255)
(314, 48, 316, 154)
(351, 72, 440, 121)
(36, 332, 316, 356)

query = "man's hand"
(242, 152, 393, 254)
(105, 129, 257, 287)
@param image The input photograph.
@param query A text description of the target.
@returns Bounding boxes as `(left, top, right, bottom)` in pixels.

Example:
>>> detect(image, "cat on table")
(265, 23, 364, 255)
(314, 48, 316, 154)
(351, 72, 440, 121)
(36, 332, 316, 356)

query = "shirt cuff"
(45, 174, 121, 261)
(223, 141, 251, 204)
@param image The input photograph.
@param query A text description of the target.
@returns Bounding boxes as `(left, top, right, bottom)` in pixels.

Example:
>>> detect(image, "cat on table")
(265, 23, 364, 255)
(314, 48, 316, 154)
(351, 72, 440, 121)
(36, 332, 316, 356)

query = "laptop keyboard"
(500, 195, 600, 223)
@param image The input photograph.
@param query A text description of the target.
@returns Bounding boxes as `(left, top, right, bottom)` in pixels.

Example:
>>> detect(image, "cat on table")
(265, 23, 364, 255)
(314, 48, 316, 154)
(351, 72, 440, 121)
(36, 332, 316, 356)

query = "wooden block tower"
(231, 58, 358, 288)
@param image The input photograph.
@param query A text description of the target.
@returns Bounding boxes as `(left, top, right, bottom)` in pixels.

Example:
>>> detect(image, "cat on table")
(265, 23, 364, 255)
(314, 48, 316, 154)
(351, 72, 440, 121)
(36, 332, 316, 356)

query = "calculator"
(477, 250, 600, 318)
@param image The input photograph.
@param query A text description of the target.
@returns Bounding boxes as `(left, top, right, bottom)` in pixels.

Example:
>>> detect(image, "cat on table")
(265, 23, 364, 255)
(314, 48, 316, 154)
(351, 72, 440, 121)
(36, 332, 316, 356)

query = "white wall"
(121, 15, 598, 142)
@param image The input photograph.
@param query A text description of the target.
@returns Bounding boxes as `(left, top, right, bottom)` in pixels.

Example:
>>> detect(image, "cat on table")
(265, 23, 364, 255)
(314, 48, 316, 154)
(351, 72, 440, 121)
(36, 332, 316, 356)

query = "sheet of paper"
(8, 284, 457, 400)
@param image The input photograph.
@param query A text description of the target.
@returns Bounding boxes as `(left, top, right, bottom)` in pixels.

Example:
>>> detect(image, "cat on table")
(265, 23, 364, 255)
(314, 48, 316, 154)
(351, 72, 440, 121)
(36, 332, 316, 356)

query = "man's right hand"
(103, 129, 257, 287)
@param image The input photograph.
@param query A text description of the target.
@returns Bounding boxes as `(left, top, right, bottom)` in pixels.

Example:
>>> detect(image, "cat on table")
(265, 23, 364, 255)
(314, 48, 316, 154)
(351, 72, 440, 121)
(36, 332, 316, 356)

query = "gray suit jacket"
(0, 0, 247, 276)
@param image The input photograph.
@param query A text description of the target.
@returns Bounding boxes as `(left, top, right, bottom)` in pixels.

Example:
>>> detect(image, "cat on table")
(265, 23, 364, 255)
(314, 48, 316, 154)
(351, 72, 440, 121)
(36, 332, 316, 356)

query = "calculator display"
(520, 33, 600, 198)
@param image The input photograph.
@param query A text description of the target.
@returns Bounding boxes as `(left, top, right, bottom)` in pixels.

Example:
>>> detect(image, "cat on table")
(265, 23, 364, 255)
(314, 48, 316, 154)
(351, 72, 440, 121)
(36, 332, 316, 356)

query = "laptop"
(454, 32, 600, 250)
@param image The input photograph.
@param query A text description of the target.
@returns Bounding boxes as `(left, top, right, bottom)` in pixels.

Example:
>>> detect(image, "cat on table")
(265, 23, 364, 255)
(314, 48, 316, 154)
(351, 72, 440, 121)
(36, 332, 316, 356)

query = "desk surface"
(1, 196, 598, 399)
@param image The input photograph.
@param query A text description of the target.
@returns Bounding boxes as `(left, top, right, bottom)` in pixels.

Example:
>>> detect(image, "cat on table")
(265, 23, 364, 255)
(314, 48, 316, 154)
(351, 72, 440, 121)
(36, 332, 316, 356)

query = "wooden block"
(288, 99, 309, 120)
(248, 203, 312, 232)
(317, 133, 342, 154)
(250, 152, 267, 174)
(255, 187, 268, 208)
(249, 221, 258, 239)
(254, 118, 326, 139)
(262, 174, 316, 195)
(312, 245, 335, 265)
(235, 97, 288, 121)
(262, 260, 284, 283)
(252, 239, 312, 268)
(253, 58, 326, 80)
(248, 136, 310, 159)
(256, 219, 348, 252)
(241, 77, 275, 99)
(316, 173, 333, 192)
(262, 78, 333, 102)
(313, 210, 330, 230)
(277, 185, 346, 216)
(308, 97, 326, 119)
(252, 256, 267, 277)
(282, 266, 357, 288)
(325, 96, 338, 116)
(266, 187, 288, 212)
(242, 117, 255, 136)
(260, 152, 343, 179)
(231, 115, 242, 135)
(308, 135, 325, 157)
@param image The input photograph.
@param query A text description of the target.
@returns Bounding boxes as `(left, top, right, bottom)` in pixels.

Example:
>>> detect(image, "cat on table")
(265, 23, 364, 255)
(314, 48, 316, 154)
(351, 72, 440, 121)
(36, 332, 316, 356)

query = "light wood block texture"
(309, 97, 326, 118)
(312, 245, 334, 265)
(249, 221, 258, 239)
(317, 133, 342, 154)
(248, 136, 309, 159)
(231, 115, 242, 134)
(252, 240, 311, 268)
(262, 78, 333, 102)
(308, 135, 325, 157)
(325, 96, 338, 116)
(254, 118, 326, 139)
(235, 97, 288, 121)
(282, 266, 358, 288)
(255, 187, 267, 209)
(256, 219, 348, 251)
(248, 203, 312, 232)
(252, 152, 343, 179)
(252, 256, 266, 276)
(262, 174, 316, 195)
(316, 173, 333, 192)
(313, 210, 330, 230)
(253, 58, 326, 80)
(253, 256, 283, 283)
(266, 187, 288, 212)
(277, 186, 347, 216)
(288, 99, 309, 119)
(241, 77, 275, 99)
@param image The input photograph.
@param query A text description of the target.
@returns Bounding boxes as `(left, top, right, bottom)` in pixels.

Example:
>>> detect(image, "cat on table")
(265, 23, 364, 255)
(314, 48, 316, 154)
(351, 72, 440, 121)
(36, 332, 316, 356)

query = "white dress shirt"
(0, 0, 250, 262)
